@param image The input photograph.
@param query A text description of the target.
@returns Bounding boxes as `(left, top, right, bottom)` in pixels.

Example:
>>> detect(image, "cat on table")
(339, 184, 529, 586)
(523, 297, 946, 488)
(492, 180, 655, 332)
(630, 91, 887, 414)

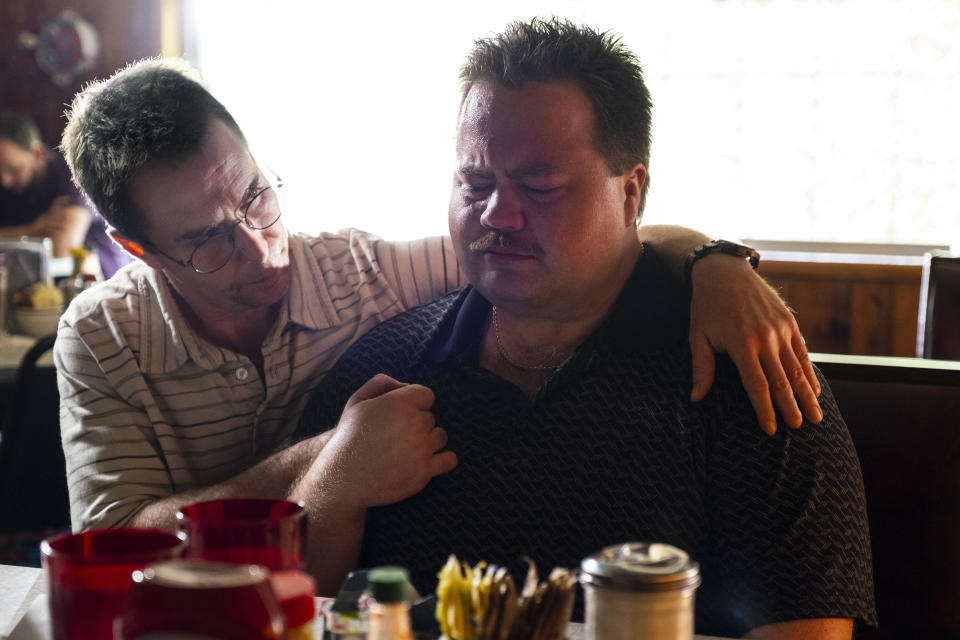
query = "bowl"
(14, 305, 63, 337)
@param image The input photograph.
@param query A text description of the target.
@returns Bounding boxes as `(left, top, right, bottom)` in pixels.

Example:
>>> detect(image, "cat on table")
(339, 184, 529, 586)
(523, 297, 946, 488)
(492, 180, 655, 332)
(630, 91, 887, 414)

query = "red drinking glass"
(40, 528, 185, 640)
(176, 497, 307, 571)
(113, 559, 286, 640)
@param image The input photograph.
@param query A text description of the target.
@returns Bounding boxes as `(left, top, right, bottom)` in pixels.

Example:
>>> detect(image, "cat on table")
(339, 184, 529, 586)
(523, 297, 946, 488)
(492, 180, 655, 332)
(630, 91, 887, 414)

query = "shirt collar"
(285, 233, 334, 331)
(137, 266, 216, 374)
(425, 287, 489, 365)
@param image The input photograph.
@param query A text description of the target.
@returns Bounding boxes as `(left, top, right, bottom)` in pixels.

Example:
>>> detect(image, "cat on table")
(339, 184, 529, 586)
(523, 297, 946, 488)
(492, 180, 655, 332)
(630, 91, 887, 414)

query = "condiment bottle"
(580, 542, 701, 640)
(366, 566, 413, 640)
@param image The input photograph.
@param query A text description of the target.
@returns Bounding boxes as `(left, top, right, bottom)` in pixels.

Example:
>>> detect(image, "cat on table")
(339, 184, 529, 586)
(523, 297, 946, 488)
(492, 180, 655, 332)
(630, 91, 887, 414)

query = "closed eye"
(459, 180, 493, 199)
(193, 221, 235, 249)
(240, 181, 268, 213)
(526, 186, 561, 195)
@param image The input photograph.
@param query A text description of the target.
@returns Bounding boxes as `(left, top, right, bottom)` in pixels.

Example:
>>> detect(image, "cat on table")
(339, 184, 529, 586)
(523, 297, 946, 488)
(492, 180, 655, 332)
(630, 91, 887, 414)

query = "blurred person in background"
(0, 111, 130, 278)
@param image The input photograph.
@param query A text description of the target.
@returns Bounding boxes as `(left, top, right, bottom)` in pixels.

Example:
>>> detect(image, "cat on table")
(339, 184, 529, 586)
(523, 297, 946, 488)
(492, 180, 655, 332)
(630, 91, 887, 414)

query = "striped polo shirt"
(54, 229, 461, 531)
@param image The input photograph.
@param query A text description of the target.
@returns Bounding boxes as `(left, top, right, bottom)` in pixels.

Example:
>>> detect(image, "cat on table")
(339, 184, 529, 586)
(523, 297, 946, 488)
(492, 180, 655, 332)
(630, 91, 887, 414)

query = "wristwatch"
(683, 239, 760, 284)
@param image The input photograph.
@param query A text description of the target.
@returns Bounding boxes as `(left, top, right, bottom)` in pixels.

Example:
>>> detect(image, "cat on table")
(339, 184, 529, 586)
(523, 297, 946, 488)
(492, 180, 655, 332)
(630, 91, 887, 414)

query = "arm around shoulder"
(373, 235, 463, 309)
(636, 223, 822, 433)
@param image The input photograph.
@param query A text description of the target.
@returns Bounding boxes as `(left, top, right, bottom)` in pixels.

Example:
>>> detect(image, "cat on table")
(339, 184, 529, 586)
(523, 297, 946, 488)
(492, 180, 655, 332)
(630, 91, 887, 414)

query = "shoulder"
(694, 360, 875, 631)
(290, 228, 389, 292)
(294, 289, 466, 435)
(333, 287, 467, 379)
(56, 262, 152, 358)
(296, 228, 380, 263)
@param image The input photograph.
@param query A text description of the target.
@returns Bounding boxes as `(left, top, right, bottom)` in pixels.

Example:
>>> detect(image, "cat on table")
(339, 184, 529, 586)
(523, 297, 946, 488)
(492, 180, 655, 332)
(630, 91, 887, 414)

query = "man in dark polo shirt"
(0, 112, 129, 276)
(296, 18, 876, 638)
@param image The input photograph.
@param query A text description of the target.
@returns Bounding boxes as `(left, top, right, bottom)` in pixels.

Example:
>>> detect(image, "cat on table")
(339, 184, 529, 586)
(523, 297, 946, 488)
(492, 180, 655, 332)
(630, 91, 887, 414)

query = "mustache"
(468, 231, 540, 256)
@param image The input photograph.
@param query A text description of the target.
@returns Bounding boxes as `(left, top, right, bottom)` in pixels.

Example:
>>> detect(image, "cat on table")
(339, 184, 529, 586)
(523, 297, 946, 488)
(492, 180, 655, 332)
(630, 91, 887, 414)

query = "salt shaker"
(580, 542, 701, 640)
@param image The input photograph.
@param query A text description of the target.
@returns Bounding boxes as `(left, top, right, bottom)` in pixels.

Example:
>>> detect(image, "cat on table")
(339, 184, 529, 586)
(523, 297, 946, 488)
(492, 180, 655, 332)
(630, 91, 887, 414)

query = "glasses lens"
(191, 231, 236, 274)
(244, 183, 283, 230)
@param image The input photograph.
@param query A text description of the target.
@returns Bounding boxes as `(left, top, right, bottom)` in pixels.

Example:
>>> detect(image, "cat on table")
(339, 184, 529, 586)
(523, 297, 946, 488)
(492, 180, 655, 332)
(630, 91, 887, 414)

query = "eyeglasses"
(146, 175, 284, 275)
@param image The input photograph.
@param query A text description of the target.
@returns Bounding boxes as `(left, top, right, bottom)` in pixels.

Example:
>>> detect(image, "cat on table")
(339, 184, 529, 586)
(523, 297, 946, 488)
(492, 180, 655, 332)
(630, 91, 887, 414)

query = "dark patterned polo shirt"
(296, 246, 877, 636)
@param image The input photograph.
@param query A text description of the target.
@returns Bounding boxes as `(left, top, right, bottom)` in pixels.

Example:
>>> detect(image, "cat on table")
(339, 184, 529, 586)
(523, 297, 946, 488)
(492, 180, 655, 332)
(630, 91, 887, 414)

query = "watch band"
(684, 239, 760, 284)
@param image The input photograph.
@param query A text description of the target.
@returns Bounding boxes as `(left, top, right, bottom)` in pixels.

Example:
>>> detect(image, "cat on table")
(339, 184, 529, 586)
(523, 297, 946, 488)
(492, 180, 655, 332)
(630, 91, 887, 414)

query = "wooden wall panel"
(760, 261, 922, 357)
(0, 0, 164, 147)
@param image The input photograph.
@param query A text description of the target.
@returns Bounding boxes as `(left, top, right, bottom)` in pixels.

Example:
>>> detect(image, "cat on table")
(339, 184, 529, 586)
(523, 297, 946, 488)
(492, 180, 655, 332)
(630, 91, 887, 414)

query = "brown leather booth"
(816, 353, 960, 639)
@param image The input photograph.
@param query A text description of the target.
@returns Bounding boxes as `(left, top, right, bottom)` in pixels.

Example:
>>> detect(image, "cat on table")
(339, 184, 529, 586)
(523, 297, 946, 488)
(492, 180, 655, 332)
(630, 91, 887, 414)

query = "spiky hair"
(61, 58, 246, 240)
(460, 17, 653, 217)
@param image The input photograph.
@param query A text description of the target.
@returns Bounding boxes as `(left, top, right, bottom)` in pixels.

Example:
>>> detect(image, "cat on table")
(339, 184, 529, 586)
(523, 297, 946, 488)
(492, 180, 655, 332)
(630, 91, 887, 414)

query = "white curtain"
(183, 0, 960, 250)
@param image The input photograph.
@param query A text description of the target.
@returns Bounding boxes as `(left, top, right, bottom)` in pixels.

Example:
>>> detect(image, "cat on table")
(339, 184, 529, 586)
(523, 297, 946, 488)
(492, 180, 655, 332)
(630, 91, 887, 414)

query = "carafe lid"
(580, 542, 701, 592)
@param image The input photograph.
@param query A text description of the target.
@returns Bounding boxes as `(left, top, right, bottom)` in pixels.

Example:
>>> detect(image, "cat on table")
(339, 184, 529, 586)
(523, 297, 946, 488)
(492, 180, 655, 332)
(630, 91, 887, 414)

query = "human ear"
(30, 142, 46, 168)
(109, 228, 161, 268)
(622, 162, 646, 226)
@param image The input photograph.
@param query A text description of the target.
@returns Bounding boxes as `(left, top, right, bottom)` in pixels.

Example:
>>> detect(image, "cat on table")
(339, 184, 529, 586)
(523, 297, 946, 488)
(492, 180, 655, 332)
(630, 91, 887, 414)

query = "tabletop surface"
(0, 334, 54, 370)
(0, 564, 730, 640)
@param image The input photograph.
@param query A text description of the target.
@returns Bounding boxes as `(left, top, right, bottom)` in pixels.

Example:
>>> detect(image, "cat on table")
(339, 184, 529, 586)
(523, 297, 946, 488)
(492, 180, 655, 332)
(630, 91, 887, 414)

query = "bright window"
(184, 0, 960, 250)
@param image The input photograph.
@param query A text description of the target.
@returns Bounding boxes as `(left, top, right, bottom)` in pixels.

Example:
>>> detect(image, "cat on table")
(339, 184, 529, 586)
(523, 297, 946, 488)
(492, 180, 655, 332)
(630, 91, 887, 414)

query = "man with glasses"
(56, 58, 819, 534)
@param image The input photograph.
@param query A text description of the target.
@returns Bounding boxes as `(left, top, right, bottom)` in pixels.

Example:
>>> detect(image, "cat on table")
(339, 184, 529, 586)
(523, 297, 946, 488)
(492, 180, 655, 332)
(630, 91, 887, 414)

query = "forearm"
(0, 225, 31, 240)
(745, 618, 853, 639)
(635, 224, 711, 281)
(49, 205, 91, 257)
(128, 431, 334, 531)
(0, 204, 91, 257)
(288, 440, 368, 596)
(293, 482, 366, 596)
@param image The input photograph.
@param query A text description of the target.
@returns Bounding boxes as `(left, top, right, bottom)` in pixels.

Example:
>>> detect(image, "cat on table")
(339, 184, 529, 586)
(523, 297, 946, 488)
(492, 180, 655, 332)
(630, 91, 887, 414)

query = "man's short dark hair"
(0, 112, 42, 150)
(460, 17, 653, 217)
(61, 58, 246, 240)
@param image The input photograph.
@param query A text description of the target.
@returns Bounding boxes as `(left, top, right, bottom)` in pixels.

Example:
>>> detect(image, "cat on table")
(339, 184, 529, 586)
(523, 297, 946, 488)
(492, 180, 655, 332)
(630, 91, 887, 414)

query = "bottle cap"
(368, 566, 410, 603)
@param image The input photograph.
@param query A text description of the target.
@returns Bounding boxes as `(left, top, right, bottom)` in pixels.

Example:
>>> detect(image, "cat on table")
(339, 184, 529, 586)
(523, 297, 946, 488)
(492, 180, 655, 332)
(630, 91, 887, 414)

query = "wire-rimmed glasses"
(147, 174, 284, 274)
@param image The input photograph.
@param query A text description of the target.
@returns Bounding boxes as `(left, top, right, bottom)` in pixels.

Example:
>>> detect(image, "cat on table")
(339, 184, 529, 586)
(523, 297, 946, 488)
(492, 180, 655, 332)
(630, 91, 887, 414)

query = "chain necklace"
(491, 306, 564, 372)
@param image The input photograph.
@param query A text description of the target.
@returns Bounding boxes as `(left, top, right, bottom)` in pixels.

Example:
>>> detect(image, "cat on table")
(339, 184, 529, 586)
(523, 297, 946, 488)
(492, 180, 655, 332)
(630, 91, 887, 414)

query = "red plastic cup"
(114, 559, 286, 640)
(40, 528, 184, 640)
(176, 498, 307, 571)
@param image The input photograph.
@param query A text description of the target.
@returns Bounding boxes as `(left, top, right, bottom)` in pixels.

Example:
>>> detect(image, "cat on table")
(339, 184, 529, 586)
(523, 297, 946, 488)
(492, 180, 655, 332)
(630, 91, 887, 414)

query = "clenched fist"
(317, 374, 458, 509)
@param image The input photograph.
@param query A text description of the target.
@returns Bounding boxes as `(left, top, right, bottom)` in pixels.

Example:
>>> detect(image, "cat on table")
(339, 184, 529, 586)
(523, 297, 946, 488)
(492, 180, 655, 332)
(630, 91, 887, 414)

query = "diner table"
(0, 564, 732, 640)
(0, 334, 54, 383)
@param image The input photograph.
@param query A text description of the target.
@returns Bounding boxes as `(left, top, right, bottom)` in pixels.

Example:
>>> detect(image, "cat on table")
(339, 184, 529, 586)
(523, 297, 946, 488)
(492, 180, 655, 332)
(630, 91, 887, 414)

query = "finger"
(729, 353, 778, 436)
(429, 426, 449, 452)
(793, 332, 821, 397)
(689, 332, 717, 403)
(344, 373, 407, 408)
(780, 344, 822, 425)
(758, 349, 804, 430)
(430, 449, 458, 476)
(391, 383, 436, 410)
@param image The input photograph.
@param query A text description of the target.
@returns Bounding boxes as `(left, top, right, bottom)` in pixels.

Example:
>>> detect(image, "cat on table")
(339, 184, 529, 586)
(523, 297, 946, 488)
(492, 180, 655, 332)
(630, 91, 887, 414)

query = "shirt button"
(235, 367, 249, 381)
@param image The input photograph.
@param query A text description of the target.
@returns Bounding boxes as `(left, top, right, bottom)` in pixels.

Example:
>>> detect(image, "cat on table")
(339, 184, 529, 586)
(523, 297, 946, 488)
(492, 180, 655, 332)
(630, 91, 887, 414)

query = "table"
(1, 564, 730, 640)
(0, 334, 54, 385)
(1, 566, 45, 640)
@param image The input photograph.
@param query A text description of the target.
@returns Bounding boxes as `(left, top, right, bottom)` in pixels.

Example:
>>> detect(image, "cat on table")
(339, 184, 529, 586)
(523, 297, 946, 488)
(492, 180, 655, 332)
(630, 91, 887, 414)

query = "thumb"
(689, 333, 716, 402)
(344, 373, 407, 409)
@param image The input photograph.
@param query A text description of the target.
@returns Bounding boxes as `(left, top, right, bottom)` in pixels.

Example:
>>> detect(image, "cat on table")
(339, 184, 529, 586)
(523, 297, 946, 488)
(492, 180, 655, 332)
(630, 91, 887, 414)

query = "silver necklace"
(491, 306, 563, 372)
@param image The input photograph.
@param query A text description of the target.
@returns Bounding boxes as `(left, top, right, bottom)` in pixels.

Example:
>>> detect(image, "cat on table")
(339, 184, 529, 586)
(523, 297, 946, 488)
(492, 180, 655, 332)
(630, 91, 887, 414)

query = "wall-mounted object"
(17, 10, 100, 86)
